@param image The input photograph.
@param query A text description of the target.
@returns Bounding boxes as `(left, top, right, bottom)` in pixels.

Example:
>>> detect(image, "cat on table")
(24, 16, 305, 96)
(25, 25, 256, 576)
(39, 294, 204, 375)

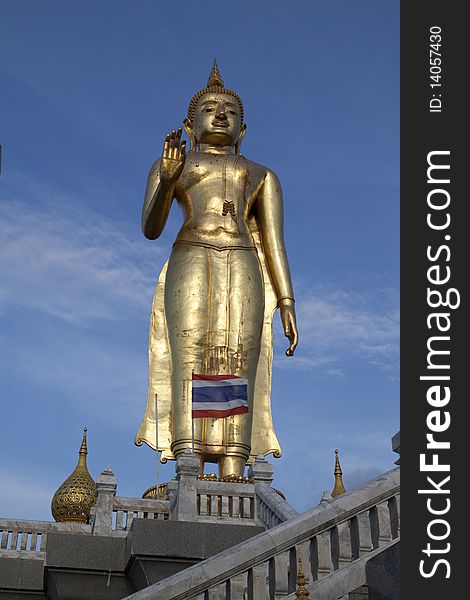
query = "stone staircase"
(121, 467, 400, 600)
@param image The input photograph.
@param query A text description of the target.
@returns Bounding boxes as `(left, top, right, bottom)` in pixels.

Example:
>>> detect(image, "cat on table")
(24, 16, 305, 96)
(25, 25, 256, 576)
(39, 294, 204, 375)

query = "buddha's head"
(185, 61, 247, 152)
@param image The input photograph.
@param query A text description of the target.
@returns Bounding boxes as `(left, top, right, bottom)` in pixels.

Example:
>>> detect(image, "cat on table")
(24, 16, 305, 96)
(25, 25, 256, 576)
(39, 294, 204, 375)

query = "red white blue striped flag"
(192, 374, 249, 418)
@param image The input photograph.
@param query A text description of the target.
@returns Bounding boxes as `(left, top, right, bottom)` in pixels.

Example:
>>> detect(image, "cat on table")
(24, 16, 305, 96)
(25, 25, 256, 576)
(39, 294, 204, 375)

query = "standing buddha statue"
(135, 62, 298, 478)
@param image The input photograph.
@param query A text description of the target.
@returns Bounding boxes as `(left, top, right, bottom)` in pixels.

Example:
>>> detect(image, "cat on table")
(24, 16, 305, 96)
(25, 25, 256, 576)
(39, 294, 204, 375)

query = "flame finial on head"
(187, 60, 244, 124)
(207, 59, 224, 88)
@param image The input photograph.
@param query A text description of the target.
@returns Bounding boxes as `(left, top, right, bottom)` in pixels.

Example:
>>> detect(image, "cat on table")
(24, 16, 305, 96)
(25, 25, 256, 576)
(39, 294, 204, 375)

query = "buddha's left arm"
(255, 169, 298, 355)
(255, 169, 295, 303)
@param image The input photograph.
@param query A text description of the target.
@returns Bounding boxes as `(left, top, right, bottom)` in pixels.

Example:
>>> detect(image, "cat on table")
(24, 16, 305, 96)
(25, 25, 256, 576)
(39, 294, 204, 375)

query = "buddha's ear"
(183, 118, 197, 152)
(235, 124, 247, 155)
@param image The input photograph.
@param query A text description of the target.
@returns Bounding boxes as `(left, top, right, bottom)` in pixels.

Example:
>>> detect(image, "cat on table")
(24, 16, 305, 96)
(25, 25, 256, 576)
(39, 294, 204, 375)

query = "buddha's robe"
(135, 153, 282, 464)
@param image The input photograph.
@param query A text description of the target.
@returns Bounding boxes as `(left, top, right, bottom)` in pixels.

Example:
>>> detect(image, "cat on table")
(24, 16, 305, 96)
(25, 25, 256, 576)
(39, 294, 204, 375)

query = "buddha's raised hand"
(160, 128, 186, 184)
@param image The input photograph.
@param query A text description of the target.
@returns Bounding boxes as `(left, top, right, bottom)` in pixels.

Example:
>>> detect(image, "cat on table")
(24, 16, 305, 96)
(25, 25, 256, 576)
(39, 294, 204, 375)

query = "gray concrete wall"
(366, 541, 400, 600)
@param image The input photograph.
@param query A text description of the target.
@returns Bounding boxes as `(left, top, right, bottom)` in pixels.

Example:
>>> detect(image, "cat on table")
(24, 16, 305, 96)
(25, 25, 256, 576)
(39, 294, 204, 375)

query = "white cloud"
(274, 284, 399, 374)
(0, 174, 169, 324)
(345, 466, 384, 491)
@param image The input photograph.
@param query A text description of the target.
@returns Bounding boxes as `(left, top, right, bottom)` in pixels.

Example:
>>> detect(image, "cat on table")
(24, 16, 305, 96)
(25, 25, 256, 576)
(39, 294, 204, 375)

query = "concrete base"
(349, 585, 369, 599)
(128, 556, 196, 592)
(46, 532, 128, 571)
(4, 517, 264, 599)
(366, 541, 400, 600)
(46, 569, 134, 600)
(0, 556, 46, 598)
(44, 532, 132, 600)
(127, 519, 264, 591)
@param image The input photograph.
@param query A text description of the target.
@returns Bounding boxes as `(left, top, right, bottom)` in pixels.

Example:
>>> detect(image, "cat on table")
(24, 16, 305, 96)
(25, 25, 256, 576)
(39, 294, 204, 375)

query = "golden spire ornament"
(187, 59, 245, 124)
(295, 559, 310, 599)
(331, 449, 346, 498)
(207, 59, 224, 87)
(51, 428, 97, 523)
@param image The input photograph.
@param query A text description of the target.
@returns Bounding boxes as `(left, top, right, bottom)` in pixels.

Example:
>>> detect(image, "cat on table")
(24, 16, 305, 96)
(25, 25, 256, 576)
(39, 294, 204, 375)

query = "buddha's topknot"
(187, 60, 244, 124)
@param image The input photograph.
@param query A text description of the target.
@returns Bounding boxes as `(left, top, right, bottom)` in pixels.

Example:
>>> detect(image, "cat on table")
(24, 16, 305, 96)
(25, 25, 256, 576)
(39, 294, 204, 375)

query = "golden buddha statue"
(135, 62, 298, 477)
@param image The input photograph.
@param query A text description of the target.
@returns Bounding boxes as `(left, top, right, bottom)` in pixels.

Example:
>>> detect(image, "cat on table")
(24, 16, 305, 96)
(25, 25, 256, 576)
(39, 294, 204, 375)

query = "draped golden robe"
(134, 217, 281, 464)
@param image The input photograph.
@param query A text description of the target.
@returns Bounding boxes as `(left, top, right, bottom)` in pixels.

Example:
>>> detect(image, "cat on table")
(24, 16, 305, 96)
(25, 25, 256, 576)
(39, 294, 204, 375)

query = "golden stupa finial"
(79, 426, 88, 456)
(295, 559, 310, 599)
(331, 449, 346, 498)
(51, 427, 97, 523)
(207, 59, 224, 88)
(187, 61, 244, 124)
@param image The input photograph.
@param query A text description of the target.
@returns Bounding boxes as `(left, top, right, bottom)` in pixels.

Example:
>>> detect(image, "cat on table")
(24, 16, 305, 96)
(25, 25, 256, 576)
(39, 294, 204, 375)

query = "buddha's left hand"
(279, 300, 298, 357)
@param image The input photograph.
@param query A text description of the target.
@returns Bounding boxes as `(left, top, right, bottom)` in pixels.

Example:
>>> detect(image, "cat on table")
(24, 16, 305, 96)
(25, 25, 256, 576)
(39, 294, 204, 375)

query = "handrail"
(285, 539, 400, 600)
(255, 482, 298, 527)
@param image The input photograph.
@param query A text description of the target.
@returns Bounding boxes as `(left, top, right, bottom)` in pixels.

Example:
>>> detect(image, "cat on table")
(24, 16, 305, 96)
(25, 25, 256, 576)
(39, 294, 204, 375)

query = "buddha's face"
(192, 92, 242, 146)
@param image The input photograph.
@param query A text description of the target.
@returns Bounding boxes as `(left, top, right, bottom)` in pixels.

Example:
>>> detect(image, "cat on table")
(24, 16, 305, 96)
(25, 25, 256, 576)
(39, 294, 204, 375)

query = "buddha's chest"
(177, 155, 262, 212)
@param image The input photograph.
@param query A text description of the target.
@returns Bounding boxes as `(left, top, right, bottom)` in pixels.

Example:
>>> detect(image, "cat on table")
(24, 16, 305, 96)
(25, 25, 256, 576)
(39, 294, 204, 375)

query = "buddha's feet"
(218, 456, 246, 479)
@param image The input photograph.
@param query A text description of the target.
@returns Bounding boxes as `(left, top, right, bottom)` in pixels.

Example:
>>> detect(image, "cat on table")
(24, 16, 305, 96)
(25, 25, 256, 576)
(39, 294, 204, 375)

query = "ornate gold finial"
(79, 426, 88, 455)
(51, 428, 97, 523)
(295, 559, 310, 599)
(331, 449, 346, 498)
(207, 59, 224, 88)
(187, 61, 244, 124)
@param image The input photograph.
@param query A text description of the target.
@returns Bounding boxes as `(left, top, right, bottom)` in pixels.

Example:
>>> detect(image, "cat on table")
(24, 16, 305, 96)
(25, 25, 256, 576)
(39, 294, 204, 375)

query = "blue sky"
(0, 1, 399, 519)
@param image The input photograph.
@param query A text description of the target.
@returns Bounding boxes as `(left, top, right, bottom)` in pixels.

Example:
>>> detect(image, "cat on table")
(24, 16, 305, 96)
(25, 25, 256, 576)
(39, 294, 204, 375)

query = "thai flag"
(192, 374, 249, 418)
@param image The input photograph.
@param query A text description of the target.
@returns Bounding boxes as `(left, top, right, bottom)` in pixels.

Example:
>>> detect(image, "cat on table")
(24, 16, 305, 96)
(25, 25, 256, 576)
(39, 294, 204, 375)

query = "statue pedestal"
(168, 452, 292, 528)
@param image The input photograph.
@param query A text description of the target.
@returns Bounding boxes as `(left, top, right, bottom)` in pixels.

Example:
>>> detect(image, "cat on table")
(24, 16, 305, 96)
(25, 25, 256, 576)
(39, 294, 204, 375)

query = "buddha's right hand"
(160, 127, 187, 184)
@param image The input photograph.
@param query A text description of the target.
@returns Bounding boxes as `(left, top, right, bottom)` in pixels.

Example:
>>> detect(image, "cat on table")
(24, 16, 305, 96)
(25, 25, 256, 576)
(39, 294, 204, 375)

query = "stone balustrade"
(249, 454, 299, 529)
(111, 496, 170, 533)
(196, 480, 256, 524)
(284, 539, 400, 600)
(254, 483, 298, 528)
(120, 467, 400, 600)
(88, 466, 170, 535)
(0, 519, 90, 558)
(0, 493, 172, 557)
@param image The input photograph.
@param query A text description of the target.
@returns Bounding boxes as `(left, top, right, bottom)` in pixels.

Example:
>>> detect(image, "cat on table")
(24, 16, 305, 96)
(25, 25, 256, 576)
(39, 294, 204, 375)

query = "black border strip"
(401, 2, 465, 595)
